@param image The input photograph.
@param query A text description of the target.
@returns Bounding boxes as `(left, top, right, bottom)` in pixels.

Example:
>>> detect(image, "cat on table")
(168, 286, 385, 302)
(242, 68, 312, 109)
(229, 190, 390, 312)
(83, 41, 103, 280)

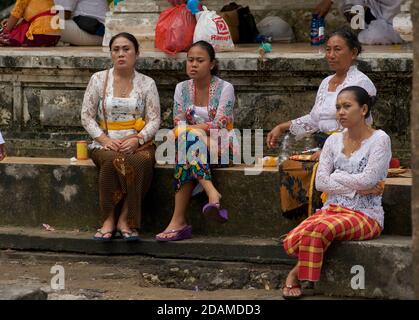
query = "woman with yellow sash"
(266, 27, 377, 217)
(81, 32, 161, 241)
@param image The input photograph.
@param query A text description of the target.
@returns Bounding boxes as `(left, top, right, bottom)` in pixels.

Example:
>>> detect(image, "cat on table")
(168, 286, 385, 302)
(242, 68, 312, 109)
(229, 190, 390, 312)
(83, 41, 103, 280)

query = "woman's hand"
(102, 137, 122, 151)
(314, 0, 333, 17)
(266, 125, 284, 149)
(358, 181, 385, 196)
(310, 150, 322, 161)
(119, 137, 139, 154)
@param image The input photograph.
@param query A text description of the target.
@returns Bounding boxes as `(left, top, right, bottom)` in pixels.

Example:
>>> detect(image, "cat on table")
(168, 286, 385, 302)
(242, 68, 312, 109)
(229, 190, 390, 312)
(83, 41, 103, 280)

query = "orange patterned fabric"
(11, 0, 59, 39)
(283, 204, 382, 281)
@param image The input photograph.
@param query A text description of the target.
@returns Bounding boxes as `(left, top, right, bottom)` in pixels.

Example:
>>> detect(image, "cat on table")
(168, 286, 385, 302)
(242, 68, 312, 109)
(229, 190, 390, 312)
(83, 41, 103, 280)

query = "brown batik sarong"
(279, 159, 323, 217)
(90, 144, 155, 229)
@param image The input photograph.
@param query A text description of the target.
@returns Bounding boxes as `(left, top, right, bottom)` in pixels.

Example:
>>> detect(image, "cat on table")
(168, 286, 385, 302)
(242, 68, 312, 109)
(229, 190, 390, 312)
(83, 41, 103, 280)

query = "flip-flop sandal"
(202, 203, 228, 223)
(118, 229, 140, 242)
(93, 229, 115, 242)
(282, 284, 303, 300)
(155, 225, 192, 242)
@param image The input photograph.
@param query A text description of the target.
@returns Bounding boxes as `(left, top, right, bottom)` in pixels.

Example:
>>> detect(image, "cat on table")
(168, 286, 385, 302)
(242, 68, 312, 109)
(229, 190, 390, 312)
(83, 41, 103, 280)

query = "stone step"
(0, 157, 412, 237)
(0, 227, 412, 299)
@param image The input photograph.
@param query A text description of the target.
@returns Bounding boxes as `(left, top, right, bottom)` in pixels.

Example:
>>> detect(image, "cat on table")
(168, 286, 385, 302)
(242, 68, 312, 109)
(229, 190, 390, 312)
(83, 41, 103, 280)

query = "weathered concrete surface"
(0, 284, 47, 300)
(411, 0, 419, 300)
(316, 236, 413, 300)
(0, 158, 412, 236)
(0, 227, 292, 264)
(0, 45, 413, 164)
(0, 230, 412, 299)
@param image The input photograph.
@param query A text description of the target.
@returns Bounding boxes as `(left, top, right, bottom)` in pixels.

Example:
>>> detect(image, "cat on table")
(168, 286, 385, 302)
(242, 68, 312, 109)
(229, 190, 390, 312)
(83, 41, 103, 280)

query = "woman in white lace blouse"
(267, 27, 376, 159)
(81, 32, 161, 241)
(281, 86, 391, 299)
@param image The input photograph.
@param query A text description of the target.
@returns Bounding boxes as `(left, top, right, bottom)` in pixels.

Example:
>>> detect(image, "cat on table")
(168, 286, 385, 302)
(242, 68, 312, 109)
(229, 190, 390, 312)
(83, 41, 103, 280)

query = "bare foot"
(94, 219, 116, 239)
(156, 222, 188, 239)
(282, 265, 302, 299)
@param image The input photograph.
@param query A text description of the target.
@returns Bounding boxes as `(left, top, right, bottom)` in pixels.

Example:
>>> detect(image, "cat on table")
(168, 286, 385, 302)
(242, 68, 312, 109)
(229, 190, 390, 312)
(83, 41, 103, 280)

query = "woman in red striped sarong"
(282, 85, 392, 299)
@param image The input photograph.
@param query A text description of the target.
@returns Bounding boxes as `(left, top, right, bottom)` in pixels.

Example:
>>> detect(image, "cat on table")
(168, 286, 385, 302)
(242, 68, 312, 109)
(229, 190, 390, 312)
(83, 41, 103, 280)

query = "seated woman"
(0, 0, 60, 47)
(315, 0, 403, 45)
(282, 86, 391, 299)
(266, 27, 376, 216)
(81, 32, 161, 241)
(155, 40, 236, 242)
(54, 0, 108, 46)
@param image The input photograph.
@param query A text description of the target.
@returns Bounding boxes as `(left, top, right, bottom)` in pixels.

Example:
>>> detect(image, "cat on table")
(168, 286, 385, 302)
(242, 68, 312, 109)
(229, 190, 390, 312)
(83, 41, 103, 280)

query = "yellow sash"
(99, 118, 145, 131)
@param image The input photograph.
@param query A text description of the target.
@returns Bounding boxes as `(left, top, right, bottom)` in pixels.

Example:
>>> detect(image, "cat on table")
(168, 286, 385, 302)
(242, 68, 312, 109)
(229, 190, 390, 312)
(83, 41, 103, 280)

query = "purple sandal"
(155, 225, 192, 242)
(202, 203, 228, 223)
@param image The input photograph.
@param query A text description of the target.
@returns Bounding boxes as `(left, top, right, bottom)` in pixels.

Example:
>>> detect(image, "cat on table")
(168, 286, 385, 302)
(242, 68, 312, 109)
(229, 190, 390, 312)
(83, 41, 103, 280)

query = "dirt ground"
(0, 250, 286, 300)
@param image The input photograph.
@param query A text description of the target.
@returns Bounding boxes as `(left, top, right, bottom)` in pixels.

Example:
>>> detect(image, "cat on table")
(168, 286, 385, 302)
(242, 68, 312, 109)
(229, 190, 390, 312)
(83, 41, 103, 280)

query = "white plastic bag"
(193, 6, 234, 52)
(358, 19, 403, 45)
(257, 16, 294, 42)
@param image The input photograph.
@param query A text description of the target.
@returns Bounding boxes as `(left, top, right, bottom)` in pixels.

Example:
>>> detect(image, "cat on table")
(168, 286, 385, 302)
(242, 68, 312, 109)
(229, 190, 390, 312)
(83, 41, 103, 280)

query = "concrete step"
(0, 157, 412, 237)
(0, 227, 412, 299)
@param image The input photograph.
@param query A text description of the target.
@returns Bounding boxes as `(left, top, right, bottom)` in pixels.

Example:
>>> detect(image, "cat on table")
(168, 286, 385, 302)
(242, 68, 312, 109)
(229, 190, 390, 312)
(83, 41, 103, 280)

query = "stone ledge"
(0, 228, 412, 299)
(0, 157, 412, 236)
(0, 45, 413, 72)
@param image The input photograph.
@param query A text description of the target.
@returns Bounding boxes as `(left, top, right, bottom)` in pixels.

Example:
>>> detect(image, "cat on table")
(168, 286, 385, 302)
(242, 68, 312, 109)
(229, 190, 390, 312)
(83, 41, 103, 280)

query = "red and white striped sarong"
(283, 204, 382, 282)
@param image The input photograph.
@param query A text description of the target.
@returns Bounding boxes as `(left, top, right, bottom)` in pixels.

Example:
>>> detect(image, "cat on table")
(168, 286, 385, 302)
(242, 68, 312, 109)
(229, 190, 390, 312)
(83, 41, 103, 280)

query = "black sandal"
(93, 229, 115, 242)
(118, 229, 140, 242)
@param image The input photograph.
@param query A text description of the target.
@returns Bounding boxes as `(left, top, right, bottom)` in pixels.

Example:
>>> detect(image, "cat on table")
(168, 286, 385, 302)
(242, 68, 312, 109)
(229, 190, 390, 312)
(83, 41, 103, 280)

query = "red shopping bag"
(155, 4, 196, 55)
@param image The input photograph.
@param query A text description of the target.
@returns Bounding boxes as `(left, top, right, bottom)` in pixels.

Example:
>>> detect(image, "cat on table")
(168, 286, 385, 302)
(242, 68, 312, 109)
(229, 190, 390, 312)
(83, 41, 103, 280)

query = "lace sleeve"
(315, 135, 356, 196)
(173, 83, 186, 126)
(206, 82, 235, 130)
(289, 80, 326, 139)
(140, 79, 161, 142)
(81, 73, 104, 139)
(11, 0, 30, 19)
(331, 134, 392, 190)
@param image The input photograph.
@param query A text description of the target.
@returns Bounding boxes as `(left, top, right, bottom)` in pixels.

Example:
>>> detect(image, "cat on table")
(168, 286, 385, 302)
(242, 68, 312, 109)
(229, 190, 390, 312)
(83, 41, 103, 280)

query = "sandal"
(202, 203, 228, 223)
(155, 225, 192, 242)
(118, 229, 140, 242)
(93, 229, 115, 242)
(282, 283, 303, 300)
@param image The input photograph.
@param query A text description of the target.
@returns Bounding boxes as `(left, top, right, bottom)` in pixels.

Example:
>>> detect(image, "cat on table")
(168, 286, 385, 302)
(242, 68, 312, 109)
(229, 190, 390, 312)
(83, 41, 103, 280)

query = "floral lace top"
(81, 68, 161, 149)
(290, 66, 377, 139)
(11, 0, 60, 39)
(315, 129, 392, 228)
(173, 76, 234, 130)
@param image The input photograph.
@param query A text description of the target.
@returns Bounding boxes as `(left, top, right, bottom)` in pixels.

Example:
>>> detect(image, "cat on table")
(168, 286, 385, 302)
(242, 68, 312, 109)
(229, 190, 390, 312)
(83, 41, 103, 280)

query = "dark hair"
(338, 86, 376, 118)
(188, 40, 219, 75)
(327, 27, 362, 56)
(109, 32, 140, 54)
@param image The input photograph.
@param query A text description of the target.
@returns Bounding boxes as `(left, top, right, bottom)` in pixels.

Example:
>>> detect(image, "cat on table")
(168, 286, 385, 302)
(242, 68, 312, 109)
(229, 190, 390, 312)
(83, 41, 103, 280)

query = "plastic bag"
(257, 16, 294, 42)
(358, 19, 403, 45)
(193, 7, 234, 52)
(155, 4, 196, 55)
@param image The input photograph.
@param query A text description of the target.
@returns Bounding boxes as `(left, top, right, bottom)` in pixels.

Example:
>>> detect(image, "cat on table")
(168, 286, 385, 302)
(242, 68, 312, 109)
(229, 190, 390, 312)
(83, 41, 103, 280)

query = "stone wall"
(0, 49, 412, 163)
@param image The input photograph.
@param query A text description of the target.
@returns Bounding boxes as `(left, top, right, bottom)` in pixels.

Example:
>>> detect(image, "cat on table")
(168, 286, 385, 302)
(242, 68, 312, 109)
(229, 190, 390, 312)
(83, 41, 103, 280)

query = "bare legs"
(156, 179, 221, 239)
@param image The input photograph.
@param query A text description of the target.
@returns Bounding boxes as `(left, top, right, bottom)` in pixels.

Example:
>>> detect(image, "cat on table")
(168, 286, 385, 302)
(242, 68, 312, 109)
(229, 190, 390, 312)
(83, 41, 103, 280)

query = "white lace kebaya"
(289, 66, 377, 140)
(315, 129, 392, 229)
(81, 68, 161, 150)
